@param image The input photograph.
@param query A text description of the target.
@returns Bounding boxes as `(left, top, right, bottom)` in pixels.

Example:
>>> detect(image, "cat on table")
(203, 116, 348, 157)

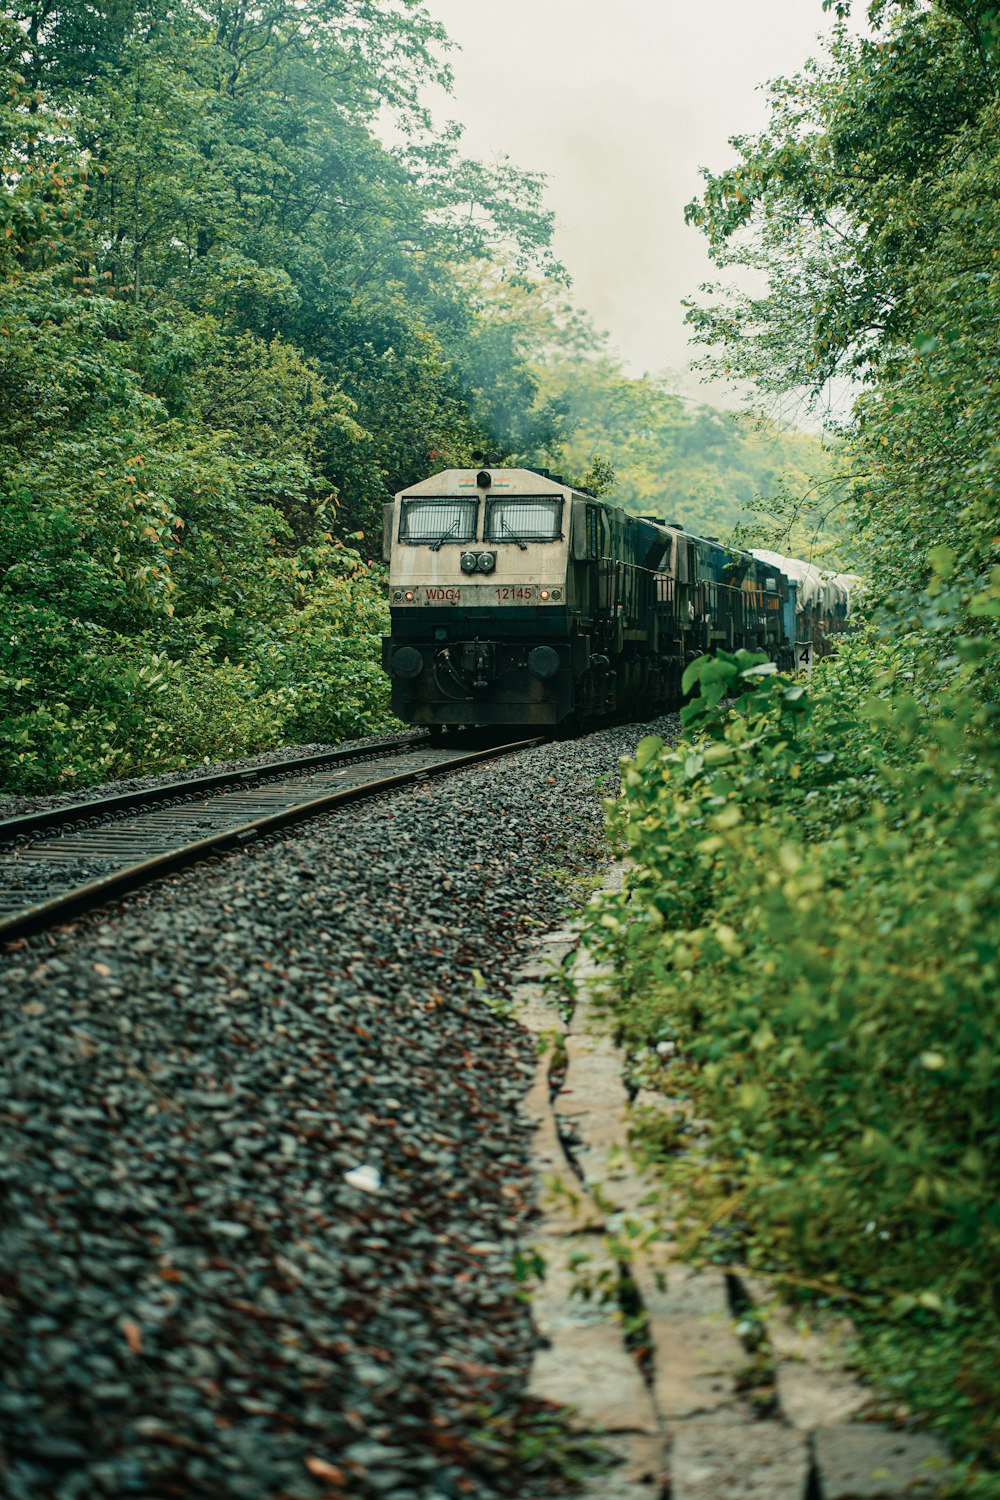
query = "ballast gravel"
(0, 715, 678, 1500)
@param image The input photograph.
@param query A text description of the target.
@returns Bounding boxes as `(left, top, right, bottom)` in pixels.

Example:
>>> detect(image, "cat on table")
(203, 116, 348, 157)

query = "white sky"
(425, 0, 847, 401)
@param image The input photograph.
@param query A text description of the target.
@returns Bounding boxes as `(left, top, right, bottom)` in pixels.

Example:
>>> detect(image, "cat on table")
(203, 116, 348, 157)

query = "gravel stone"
(0, 714, 678, 1499)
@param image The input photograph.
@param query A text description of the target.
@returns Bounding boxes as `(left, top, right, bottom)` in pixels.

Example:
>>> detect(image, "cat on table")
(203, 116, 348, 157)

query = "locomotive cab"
(382, 468, 583, 728)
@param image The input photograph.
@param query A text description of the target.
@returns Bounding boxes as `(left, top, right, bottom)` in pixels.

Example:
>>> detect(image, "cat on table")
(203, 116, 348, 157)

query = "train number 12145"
(494, 585, 537, 602)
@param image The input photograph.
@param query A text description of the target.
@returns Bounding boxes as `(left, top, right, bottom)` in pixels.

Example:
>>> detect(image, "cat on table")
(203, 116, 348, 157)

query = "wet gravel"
(0, 715, 678, 1500)
(0, 732, 425, 820)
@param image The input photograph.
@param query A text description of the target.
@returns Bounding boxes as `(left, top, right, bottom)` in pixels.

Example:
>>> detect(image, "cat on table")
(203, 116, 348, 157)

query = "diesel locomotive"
(380, 466, 849, 730)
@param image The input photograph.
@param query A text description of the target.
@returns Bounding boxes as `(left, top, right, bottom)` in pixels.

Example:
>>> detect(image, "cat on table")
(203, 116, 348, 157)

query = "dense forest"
(585, 0, 1000, 1487)
(0, 0, 842, 793)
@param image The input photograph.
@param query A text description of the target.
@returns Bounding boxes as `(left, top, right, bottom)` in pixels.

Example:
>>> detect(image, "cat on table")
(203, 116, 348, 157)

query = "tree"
(685, 1, 1000, 616)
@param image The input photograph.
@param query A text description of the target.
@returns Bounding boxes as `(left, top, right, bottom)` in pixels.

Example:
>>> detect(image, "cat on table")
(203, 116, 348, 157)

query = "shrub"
(586, 641, 1000, 1476)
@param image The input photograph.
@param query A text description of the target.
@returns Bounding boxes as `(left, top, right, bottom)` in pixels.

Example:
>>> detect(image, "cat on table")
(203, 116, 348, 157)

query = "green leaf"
(633, 735, 663, 770)
(682, 655, 712, 695)
(927, 545, 957, 580)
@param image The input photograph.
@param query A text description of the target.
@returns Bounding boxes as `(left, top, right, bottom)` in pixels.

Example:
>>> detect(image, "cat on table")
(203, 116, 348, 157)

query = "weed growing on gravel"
(473, 968, 522, 1020)
(538, 861, 605, 914)
(474, 1405, 608, 1493)
(539, 1027, 568, 1079)
(512, 1246, 548, 1287)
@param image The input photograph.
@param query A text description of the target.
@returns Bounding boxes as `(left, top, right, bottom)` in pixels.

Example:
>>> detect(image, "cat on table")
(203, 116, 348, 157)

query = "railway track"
(0, 734, 542, 944)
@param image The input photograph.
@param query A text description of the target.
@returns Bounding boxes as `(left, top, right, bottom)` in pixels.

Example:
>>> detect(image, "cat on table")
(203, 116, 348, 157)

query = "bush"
(586, 640, 1000, 1479)
(0, 540, 396, 794)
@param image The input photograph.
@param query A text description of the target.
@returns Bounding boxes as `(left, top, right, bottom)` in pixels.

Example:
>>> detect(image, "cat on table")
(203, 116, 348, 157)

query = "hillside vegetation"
(0, 0, 549, 791)
(450, 268, 852, 559)
(539, 367, 848, 560)
(584, 3, 1000, 1489)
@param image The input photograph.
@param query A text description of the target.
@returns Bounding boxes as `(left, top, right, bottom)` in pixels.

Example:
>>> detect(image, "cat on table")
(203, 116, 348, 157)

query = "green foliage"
(685, 1, 1000, 612)
(615, 7, 1000, 1469)
(428, 267, 852, 557)
(1, 530, 395, 790)
(586, 634, 1000, 1478)
(0, 21, 86, 273)
(0, 257, 395, 789)
(540, 360, 848, 546)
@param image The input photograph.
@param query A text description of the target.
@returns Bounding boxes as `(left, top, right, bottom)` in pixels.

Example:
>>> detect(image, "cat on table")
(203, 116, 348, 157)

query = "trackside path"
(513, 876, 951, 1500)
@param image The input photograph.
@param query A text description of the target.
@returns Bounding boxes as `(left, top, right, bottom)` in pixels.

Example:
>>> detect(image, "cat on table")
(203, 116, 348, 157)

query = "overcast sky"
(425, 0, 846, 402)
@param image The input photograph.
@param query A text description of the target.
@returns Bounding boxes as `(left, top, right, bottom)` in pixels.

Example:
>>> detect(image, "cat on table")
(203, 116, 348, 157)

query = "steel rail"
(0, 735, 430, 848)
(0, 738, 542, 945)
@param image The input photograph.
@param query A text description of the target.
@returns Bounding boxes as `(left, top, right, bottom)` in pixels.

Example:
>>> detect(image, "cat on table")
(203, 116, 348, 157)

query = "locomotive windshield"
(398, 497, 478, 546)
(485, 496, 563, 543)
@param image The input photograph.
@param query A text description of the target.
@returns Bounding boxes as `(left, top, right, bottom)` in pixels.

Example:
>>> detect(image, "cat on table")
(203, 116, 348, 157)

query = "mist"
(425, 0, 860, 405)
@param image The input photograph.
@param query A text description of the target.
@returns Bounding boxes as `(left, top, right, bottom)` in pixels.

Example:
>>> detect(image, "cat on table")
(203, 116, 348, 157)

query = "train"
(380, 466, 851, 731)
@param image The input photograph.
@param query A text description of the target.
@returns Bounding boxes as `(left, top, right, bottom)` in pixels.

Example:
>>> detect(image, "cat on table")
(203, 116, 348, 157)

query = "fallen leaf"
(122, 1319, 142, 1355)
(305, 1457, 346, 1483)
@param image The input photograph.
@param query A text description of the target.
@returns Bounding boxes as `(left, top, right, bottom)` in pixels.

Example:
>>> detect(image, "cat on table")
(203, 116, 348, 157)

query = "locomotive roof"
(397, 468, 589, 499)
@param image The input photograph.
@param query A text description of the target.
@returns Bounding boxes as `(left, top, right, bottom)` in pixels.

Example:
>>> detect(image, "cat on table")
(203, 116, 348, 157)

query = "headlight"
(460, 551, 479, 573)
(528, 645, 560, 679)
(476, 551, 496, 573)
(391, 646, 423, 679)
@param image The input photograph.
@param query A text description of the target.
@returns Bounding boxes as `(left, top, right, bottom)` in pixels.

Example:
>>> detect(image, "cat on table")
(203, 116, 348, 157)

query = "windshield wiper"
(430, 516, 460, 552)
(500, 517, 528, 551)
